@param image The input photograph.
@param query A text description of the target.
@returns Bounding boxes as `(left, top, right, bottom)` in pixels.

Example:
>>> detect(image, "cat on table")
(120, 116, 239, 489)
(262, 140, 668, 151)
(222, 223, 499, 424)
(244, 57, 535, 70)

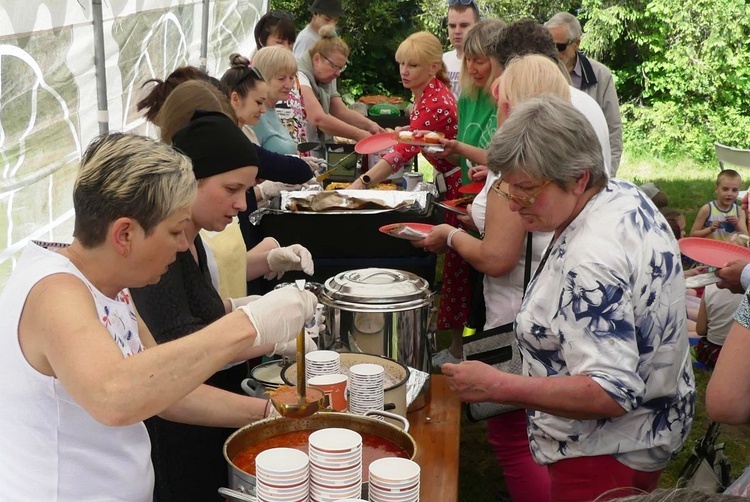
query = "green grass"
(434, 149, 750, 501)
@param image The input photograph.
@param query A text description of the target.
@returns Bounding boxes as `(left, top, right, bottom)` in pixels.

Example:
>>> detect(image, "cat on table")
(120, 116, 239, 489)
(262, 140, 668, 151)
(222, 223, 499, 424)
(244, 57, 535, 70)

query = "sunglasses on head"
(267, 10, 294, 20)
(233, 65, 264, 92)
(448, 0, 476, 6)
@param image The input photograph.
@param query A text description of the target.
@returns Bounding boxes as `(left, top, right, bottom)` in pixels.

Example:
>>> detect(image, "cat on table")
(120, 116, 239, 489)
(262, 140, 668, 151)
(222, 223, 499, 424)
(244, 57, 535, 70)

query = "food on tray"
(358, 94, 405, 105)
(424, 131, 442, 144)
(326, 182, 399, 191)
(453, 194, 475, 207)
(398, 130, 414, 142)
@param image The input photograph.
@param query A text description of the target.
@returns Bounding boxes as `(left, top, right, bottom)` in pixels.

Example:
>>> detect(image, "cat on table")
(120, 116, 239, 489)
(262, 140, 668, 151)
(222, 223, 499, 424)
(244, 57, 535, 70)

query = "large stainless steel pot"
(220, 411, 415, 500)
(318, 268, 436, 410)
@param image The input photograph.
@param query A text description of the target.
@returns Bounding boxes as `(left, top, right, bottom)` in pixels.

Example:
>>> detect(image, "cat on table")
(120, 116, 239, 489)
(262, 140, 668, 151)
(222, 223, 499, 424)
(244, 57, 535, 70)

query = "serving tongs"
(314, 151, 358, 182)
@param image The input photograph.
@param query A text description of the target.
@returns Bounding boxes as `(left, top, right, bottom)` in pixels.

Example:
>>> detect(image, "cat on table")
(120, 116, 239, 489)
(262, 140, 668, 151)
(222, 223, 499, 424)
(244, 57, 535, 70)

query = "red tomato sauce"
(233, 430, 409, 481)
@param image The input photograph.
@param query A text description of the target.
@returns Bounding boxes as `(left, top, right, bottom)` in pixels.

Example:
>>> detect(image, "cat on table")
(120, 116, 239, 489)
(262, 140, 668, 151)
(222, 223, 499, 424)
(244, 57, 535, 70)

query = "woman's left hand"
(412, 224, 453, 253)
(367, 122, 386, 135)
(442, 360, 506, 403)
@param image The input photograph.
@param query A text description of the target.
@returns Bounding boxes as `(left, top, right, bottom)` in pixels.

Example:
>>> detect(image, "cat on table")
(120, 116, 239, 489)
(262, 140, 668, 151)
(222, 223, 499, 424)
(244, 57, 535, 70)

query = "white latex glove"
(258, 180, 302, 201)
(238, 287, 317, 348)
(272, 333, 318, 357)
(228, 295, 261, 312)
(265, 244, 314, 280)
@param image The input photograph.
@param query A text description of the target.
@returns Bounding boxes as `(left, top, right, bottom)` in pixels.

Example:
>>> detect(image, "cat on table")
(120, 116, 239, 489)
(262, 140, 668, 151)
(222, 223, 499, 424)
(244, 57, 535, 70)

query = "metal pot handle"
(365, 409, 410, 433)
(218, 487, 256, 502)
(240, 378, 259, 397)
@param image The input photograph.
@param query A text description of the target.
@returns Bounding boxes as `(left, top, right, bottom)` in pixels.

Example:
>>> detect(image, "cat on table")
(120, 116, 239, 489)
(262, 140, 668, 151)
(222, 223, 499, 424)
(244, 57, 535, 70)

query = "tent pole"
(200, 0, 210, 72)
(92, 0, 109, 134)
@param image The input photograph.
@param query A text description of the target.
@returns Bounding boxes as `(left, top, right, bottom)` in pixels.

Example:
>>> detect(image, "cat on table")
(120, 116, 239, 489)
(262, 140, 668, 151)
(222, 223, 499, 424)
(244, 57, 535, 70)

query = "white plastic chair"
(715, 142, 750, 170)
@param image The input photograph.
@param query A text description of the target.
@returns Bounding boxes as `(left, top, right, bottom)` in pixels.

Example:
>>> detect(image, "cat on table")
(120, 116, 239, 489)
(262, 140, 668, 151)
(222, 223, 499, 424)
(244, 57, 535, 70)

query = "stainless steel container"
(318, 268, 436, 410)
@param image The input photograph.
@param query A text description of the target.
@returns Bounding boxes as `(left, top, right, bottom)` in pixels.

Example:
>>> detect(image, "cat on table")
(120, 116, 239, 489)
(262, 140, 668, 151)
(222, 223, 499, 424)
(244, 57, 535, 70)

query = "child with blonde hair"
(691, 169, 749, 241)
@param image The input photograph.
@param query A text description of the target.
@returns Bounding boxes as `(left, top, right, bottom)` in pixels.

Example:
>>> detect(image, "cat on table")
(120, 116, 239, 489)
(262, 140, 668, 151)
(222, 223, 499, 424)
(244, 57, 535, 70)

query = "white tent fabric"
(0, 0, 264, 289)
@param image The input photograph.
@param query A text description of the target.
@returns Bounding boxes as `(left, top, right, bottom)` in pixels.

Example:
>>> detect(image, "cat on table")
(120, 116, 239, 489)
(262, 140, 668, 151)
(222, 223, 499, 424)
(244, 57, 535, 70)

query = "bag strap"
(522, 232, 533, 296)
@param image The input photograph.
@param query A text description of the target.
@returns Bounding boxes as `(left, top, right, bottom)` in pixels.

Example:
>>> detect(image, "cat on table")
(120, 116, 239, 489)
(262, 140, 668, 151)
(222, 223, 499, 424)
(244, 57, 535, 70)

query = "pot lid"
(321, 268, 430, 305)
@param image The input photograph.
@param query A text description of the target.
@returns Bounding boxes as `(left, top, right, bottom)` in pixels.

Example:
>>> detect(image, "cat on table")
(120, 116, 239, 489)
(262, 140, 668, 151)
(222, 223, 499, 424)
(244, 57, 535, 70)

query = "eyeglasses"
(321, 54, 347, 73)
(492, 178, 552, 207)
(267, 10, 294, 20)
(233, 65, 265, 92)
(555, 40, 574, 52)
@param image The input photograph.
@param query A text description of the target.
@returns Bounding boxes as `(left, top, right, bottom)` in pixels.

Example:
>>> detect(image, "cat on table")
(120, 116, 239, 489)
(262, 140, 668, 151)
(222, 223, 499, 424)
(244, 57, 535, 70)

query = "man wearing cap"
(545, 11, 623, 173)
(442, 0, 480, 98)
(293, 0, 344, 58)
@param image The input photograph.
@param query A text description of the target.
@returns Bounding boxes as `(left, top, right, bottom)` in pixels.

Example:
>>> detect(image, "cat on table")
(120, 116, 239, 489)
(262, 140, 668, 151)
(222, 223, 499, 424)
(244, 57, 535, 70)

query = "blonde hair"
(496, 54, 571, 108)
(459, 19, 506, 98)
(253, 46, 298, 81)
(395, 31, 450, 87)
(157, 80, 237, 144)
(309, 25, 350, 60)
(73, 133, 196, 247)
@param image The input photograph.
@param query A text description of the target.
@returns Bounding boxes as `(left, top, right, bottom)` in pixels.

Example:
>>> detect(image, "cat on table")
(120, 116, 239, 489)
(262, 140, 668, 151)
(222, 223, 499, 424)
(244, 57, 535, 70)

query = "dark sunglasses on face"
(233, 65, 265, 92)
(556, 40, 574, 52)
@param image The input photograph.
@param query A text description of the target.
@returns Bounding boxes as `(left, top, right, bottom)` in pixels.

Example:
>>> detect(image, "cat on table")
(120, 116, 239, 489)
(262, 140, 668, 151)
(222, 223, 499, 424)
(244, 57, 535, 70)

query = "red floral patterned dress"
(381, 77, 472, 330)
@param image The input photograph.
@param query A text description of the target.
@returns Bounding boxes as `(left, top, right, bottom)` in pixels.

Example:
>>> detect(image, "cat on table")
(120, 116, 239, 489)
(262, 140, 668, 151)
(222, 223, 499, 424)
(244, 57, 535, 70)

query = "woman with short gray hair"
(443, 95, 695, 501)
(0, 132, 315, 501)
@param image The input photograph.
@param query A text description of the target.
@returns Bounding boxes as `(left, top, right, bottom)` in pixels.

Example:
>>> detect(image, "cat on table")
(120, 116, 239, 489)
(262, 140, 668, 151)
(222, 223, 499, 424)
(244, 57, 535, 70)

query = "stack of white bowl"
(347, 363, 385, 416)
(255, 448, 309, 502)
(305, 350, 341, 381)
(367, 457, 420, 502)
(308, 428, 363, 501)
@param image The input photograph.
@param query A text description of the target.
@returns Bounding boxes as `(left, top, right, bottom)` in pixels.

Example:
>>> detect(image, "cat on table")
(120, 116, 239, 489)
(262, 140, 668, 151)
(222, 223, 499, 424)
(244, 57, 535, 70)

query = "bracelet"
(446, 228, 466, 249)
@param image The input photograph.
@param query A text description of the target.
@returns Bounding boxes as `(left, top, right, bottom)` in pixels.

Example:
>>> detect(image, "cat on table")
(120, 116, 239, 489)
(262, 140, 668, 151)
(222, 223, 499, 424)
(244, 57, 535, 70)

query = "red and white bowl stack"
(305, 350, 341, 381)
(347, 363, 385, 416)
(367, 457, 420, 502)
(255, 447, 310, 502)
(308, 428, 363, 501)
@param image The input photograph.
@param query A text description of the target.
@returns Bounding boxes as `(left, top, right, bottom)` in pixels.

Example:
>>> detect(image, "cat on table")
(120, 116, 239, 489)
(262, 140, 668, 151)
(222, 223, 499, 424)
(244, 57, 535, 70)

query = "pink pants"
(547, 454, 662, 502)
(487, 410, 551, 502)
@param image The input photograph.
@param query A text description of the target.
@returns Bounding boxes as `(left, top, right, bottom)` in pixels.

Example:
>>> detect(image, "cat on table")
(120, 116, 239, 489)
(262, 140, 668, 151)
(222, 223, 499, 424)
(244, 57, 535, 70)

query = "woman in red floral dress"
(350, 31, 471, 335)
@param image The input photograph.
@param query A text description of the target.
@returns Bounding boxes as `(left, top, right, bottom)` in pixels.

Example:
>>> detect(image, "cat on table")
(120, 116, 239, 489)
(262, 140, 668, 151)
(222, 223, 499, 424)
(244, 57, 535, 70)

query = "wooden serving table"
(408, 375, 461, 502)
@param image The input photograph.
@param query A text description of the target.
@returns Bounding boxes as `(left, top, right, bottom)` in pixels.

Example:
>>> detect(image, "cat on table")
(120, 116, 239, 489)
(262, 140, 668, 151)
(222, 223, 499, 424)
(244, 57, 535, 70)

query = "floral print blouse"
(515, 179, 695, 470)
(382, 77, 458, 173)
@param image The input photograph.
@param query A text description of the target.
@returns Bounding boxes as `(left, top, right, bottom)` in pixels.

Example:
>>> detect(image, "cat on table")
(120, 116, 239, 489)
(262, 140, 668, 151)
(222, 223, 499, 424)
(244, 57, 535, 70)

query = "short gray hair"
(73, 133, 197, 247)
(545, 12, 582, 41)
(487, 94, 607, 190)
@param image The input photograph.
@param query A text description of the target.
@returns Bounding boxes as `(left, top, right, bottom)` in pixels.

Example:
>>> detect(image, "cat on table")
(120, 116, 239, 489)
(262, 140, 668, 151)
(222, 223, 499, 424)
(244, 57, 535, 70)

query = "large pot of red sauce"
(220, 411, 416, 500)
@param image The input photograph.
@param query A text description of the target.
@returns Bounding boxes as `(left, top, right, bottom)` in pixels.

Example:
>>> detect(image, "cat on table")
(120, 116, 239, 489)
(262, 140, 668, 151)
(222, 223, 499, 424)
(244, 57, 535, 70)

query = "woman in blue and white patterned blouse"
(443, 95, 695, 502)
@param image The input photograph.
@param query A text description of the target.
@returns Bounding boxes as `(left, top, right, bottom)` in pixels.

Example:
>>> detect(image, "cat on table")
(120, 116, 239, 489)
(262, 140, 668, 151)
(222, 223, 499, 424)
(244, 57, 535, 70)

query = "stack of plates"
(255, 448, 309, 502)
(368, 457, 421, 502)
(306, 350, 341, 381)
(308, 428, 363, 501)
(348, 363, 385, 416)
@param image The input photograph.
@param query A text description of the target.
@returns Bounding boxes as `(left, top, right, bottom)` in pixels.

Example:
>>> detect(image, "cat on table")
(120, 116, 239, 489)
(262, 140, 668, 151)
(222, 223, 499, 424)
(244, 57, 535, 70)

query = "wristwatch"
(360, 174, 372, 188)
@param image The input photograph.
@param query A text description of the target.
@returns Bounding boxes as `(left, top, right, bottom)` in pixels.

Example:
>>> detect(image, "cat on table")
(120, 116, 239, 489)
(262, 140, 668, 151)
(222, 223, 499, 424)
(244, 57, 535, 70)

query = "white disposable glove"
(228, 295, 261, 312)
(238, 287, 317, 348)
(265, 244, 314, 280)
(272, 333, 318, 357)
(258, 180, 302, 201)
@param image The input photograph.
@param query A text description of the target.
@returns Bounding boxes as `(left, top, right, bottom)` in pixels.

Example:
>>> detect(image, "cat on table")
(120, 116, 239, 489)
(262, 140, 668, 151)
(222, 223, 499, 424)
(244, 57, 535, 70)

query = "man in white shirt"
(442, 0, 480, 98)
(293, 0, 343, 58)
(545, 12, 623, 174)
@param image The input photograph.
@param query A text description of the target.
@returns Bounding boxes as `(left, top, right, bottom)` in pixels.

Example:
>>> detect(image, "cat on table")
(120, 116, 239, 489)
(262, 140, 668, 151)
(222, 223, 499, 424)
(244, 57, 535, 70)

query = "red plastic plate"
(379, 222, 434, 241)
(434, 197, 472, 215)
(458, 181, 485, 194)
(355, 132, 398, 154)
(678, 237, 750, 268)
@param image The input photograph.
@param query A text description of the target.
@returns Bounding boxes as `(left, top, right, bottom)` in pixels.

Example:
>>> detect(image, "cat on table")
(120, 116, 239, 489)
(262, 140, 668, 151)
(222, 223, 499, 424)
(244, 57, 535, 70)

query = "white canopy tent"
(0, 0, 264, 289)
